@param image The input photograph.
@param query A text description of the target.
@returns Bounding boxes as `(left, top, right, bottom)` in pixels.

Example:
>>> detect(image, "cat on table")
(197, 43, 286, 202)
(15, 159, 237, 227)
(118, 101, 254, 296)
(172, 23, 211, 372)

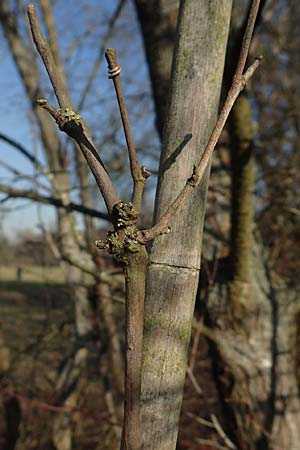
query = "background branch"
(38, 0, 63, 69)
(0, 133, 50, 178)
(0, 160, 51, 192)
(0, 184, 109, 220)
(78, 0, 127, 111)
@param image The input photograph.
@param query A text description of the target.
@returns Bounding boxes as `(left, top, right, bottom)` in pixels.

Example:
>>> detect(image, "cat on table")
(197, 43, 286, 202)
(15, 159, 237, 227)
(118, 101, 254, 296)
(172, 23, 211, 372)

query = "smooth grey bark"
(136, 2, 300, 448)
(140, 1, 233, 449)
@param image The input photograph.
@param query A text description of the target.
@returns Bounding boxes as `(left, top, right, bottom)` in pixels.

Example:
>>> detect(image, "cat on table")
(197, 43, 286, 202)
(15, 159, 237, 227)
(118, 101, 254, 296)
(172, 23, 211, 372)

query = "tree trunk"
(135, 2, 300, 448)
(204, 88, 300, 450)
(140, 1, 233, 449)
(204, 241, 300, 450)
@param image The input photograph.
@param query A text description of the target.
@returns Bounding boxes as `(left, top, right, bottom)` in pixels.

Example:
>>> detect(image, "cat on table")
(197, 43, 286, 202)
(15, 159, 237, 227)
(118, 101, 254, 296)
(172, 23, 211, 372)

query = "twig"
(41, 225, 62, 260)
(234, 0, 260, 80)
(61, 253, 100, 280)
(27, 3, 68, 108)
(189, 317, 202, 371)
(185, 387, 236, 448)
(185, 412, 215, 428)
(139, 0, 261, 242)
(0, 183, 109, 220)
(186, 371, 236, 448)
(105, 48, 150, 213)
(210, 414, 237, 450)
(37, 98, 120, 213)
(2, 386, 121, 426)
(0, 160, 51, 192)
(186, 367, 202, 395)
(192, 319, 220, 346)
(195, 437, 229, 450)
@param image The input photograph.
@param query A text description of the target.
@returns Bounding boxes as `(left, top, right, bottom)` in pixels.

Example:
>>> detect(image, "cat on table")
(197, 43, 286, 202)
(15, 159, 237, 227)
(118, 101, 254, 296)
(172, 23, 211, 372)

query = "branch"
(0, 133, 50, 178)
(37, 98, 120, 214)
(0, 184, 109, 221)
(105, 48, 150, 213)
(235, 0, 264, 80)
(27, 4, 120, 215)
(2, 386, 120, 426)
(210, 414, 237, 450)
(59, 252, 122, 288)
(78, 0, 127, 111)
(139, 0, 261, 243)
(185, 412, 237, 450)
(38, 0, 63, 69)
(195, 437, 229, 450)
(27, 3, 68, 108)
(37, 196, 122, 284)
(0, 160, 51, 192)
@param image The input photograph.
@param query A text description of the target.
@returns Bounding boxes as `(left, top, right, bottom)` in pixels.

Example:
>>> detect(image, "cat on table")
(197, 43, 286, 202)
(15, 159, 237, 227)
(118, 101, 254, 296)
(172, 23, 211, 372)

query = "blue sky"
(0, 0, 159, 239)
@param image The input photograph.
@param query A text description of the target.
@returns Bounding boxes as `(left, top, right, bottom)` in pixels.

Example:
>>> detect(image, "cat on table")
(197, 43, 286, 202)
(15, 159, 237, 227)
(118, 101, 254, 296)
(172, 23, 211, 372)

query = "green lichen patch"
(96, 200, 143, 261)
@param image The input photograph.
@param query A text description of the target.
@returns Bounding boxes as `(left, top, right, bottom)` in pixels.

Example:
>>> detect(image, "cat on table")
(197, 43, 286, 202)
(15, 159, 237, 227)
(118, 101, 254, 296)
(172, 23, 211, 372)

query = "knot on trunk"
(96, 201, 143, 260)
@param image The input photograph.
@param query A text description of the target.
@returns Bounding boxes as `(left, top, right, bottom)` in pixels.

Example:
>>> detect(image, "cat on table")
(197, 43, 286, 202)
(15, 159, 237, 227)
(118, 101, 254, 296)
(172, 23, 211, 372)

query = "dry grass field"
(0, 265, 88, 284)
(0, 267, 120, 450)
(0, 266, 221, 450)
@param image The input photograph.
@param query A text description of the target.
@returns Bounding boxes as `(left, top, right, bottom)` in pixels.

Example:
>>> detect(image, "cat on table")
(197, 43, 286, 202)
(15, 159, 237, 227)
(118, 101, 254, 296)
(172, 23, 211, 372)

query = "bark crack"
(149, 260, 200, 272)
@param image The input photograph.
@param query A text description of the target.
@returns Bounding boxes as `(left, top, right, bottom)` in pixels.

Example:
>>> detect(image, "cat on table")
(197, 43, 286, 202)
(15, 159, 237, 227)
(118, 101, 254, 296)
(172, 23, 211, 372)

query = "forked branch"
(27, 3, 119, 215)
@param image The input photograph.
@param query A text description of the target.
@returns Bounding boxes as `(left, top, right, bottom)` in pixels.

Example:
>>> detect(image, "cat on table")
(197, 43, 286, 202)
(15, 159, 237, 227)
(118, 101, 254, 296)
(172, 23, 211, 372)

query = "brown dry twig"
(138, 0, 261, 243)
(2, 386, 121, 426)
(105, 48, 150, 213)
(210, 414, 237, 450)
(27, 3, 68, 108)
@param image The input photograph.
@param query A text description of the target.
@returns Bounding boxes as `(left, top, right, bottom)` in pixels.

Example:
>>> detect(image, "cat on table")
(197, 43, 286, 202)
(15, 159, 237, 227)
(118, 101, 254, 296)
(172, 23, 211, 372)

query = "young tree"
(139, 1, 233, 448)
(1, 1, 263, 449)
